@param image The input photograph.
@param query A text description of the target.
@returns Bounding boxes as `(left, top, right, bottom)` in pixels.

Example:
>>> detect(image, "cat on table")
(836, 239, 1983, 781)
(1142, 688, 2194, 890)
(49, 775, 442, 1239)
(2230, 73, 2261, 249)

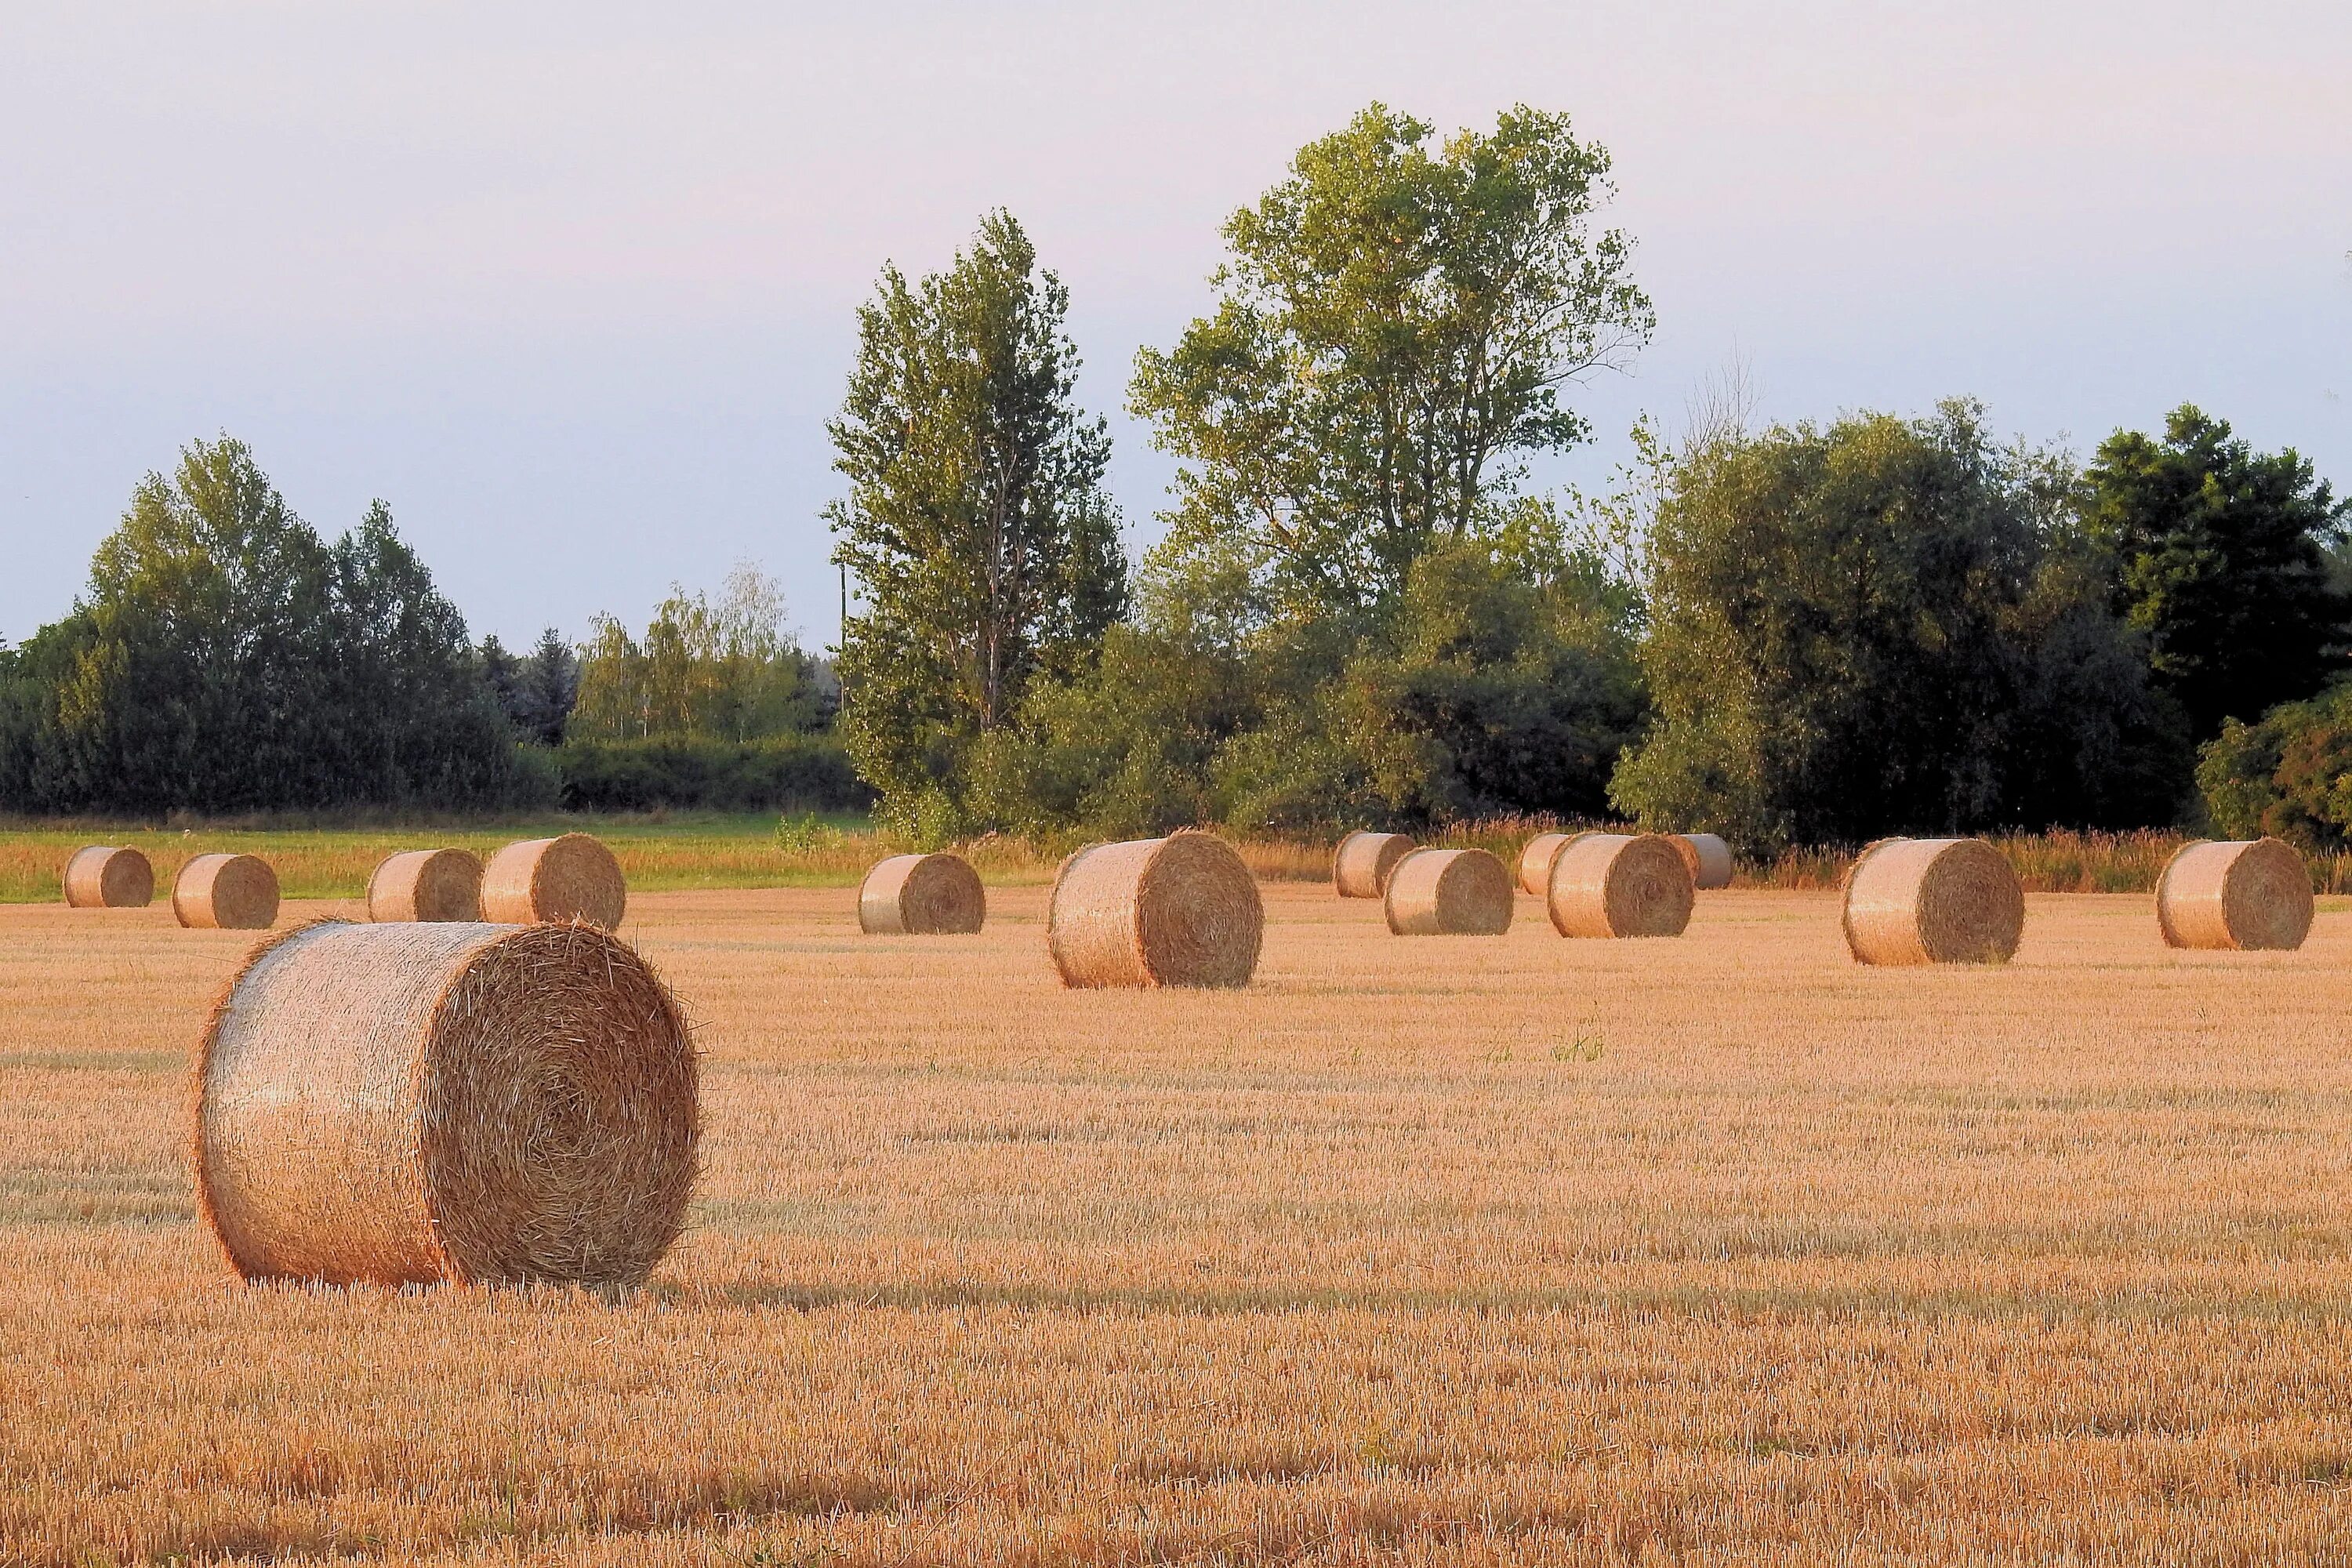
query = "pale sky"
(3, 1, 2347, 650)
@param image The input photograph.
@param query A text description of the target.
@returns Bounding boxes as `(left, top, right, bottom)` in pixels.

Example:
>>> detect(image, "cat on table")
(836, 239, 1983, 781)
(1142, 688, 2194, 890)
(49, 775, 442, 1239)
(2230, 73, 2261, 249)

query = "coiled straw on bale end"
(859, 852, 985, 934)
(480, 834, 626, 927)
(193, 920, 699, 1287)
(368, 849, 484, 924)
(1048, 830, 1263, 989)
(1384, 848, 1514, 935)
(1332, 831, 1414, 898)
(1546, 833, 1693, 938)
(64, 845, 153, 908)
(1671, 833, 1734, 891)
(1842, 837, 2024, 966)
(2156, 837, 2313, 951)
(1517, 831, 1592, 895)
(174, 854, 280, 931)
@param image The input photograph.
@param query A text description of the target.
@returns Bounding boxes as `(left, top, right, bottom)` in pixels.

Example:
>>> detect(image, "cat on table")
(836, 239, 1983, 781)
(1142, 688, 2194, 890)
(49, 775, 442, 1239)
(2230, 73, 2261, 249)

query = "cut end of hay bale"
(480, 834, 626, 928)
(194, 920, 699, 1288)
(859, 852, 986, 935)
(1516, 832, 1588, 895)
(2157, 837, 2313, 952)
(1384, 848, 1514, 936)
(1671, 833, 1735, 891)
(1546, 834, 1693, 939)
(173, 853, 280, 931)
(1842, 837, 2024, 966)
(1332, 831, 1414, 898)
(64, 845, 153, 909)
(368, 848, 484, 924)
(1049, 830, 1263, 989)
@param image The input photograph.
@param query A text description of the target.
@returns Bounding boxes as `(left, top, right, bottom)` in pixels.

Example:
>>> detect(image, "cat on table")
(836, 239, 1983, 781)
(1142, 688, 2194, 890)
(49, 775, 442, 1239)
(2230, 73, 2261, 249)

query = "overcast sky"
(2, 1, 2346, 649)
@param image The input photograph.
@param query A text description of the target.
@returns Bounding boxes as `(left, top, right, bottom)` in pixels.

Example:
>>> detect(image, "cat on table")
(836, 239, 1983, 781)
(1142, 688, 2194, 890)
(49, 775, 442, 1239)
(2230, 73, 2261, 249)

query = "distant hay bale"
(1048, 830, 1262, 989)
(173, 854, 280, 931)
(1545, 833, 1694, 938)
(859, 852, 985, 935)
(1671, 833, 1734, 891)
(63, 845, 153, 909)
(1384, 848, 1514, 935)
(368, 849, 484, 924)
(2156, 837, 2313, 952)
(1842, 837, 2024, 966)
(480, 834, 626, 927)
(1332, 831, 1414, 898)
(193, 920, 698, 1287)
(1516, 831, 1594, 895)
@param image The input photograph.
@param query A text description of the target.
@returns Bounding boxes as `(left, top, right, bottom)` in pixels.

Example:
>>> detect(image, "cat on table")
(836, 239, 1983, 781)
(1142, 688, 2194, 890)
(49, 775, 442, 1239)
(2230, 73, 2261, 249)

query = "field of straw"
(12, 879, 2352, 1563)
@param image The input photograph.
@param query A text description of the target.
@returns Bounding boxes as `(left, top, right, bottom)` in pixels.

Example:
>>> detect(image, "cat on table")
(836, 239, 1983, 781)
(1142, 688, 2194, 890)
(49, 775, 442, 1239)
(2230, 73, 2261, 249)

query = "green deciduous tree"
(570, 565, 824, 742)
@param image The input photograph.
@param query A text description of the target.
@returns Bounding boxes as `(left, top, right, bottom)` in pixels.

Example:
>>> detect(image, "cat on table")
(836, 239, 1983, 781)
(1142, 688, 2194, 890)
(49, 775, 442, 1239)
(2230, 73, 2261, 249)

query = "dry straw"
(1048, 830, 1263, 989)
(1331, 831, 1414, 898)
(1516, 831, 1593, 895)
(480, 834, 626, 927)
(173, 853, 280, 931)
(368, 849, 484, 924)
(192, 920, 699, 1287)
(1546, 833, 1694, 938)
(1842, 837, 2024, 965)
(859, 852, 986, 935)
(2156, 837, 2313, 951)
(1384, 848, 1514, 935)
(1672, 833, 1735, 891)
(63, 845, 153, 909)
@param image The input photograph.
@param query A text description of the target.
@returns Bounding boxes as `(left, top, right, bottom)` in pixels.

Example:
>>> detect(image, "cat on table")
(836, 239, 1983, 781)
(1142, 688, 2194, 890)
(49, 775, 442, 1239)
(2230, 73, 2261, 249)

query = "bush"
(2196, 683, 2352, 849)
(550, 736, 873, 814)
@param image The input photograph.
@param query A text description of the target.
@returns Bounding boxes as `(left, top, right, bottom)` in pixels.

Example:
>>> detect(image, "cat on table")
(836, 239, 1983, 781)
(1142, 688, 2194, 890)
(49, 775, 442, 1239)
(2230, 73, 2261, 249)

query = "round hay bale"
(1671, 833, 1735, 891)
(174, 853, 280, 931)
(859, 852, 986, 935)
(480, 834, 626, 927)
(1842, 837, 2024, 966)
(2156, 837, 2313, 952)
(194, 920, 698, 1287)
(368, 849, 484, 924)
(63, 845, 153, 909)
(1384, 848, 1514, 935)
(1516, 831, 1592, 895)
(1545, 833, 1694, 938)
(1048, 830, 1262, 989)
(1332, 831, 1414, 898)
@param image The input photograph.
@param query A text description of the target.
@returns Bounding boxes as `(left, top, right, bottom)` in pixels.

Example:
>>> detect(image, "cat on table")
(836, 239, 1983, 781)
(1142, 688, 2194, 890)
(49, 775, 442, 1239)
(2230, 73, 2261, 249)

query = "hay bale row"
(1385, 848, 1513, 935)
(860, 852, 985, 935)
(175, 854, 280, 931)
(481, 834, 626, 927)
(1049, 831, 1261, 988)
(368, 849, 483, 924)
(2157, 837, 2312, 951)
(1842, 837, 2023, 965)
(1332, 831, 1413, 898)
(64, 845, 153, 909)
(1548, 833, 1693, 938)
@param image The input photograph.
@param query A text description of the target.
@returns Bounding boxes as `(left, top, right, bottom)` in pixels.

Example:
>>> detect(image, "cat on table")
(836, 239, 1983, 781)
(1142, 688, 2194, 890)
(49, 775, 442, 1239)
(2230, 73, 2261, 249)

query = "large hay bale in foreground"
(63, 845, 153, 909)
(368, 849, 484, 924)
(1049, 831, 1262, 989)
(174, 854, 280, 931)
(2156, 837, 2313, 952)
(1332, 831, 1414, 898)
(1384, 848, 1514, 935)
(1546, 833, 1693, 938)
(859, 852, 986, 934)
(1671, 833, 1735, 891)
(194, 920, 697, 1287)
(480, 834, 626, 927)
(1516, 831, 1592, 895)
(1842, 837, 2024, 966)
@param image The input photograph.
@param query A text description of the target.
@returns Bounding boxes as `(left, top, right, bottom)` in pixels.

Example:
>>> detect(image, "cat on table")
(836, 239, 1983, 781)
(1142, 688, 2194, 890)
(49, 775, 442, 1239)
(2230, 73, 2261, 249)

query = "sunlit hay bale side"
(1842, 837, 2024, 965)
(173, 853, 280, 931)
(1383, 848, 1514, 936)
(480, 833, 626, 927)
(2156, 837, 2314, 951)
(367, 849, 484, 924)
(193, 920, 699, 1288)
(1671, 833, 1735, 891)
(858, 852, 985, 935)
(1545, 833, 1693, 938)
(1048, 830, 1263, 989)
(1331, 831, 1414, 898)
(63, 845, 153, 909)
(1516, 831, 1591, 895)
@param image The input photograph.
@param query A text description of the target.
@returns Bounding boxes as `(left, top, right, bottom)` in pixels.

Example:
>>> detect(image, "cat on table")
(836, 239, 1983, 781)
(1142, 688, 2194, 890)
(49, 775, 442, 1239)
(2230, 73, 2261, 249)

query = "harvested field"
(9, 883, 2352, 1562)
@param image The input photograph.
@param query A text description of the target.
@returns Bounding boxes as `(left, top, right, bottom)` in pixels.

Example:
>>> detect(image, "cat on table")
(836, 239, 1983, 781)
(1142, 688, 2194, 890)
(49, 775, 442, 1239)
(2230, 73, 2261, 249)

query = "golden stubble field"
(8, 884, 2352, 1565)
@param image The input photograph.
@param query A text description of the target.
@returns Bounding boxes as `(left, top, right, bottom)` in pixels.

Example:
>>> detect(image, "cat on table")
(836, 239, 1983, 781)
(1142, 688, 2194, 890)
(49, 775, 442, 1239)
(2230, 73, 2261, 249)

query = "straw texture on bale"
(1545, 833, 1694, 938)
(858, 852, 986, 935)
(368, 849, 484, 924)
(1384, 848, 1514, 935)
(2156, 837, 2313, 952)
(173, 853, 280, 931)
(480, 834, 626, 927)
(1332, 831, 1414, 898)
(1048, 830, 1263, 989)
(63, 845, 153, 909)
(1672, 833, 1735, 891)
(1842, 837, 2024, 966)
(1516, 831, 1593, 895)
(194, 920, 699, 1287)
